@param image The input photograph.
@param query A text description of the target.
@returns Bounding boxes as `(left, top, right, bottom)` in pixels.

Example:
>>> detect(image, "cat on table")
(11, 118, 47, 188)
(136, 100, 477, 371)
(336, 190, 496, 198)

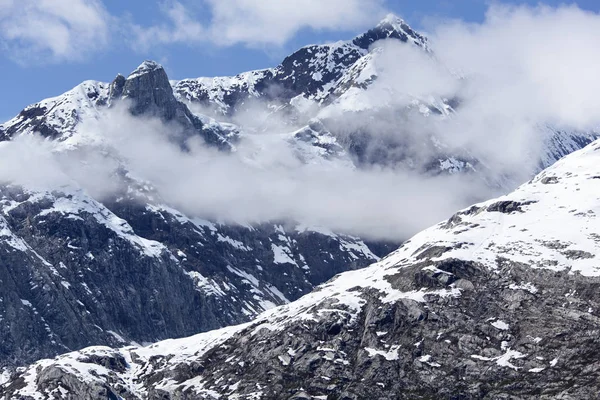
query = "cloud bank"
(320, 4, 600, 182)
(3, 4, 600, 242)
(0, 105, 488, 241)
(427, 4, 600, 168)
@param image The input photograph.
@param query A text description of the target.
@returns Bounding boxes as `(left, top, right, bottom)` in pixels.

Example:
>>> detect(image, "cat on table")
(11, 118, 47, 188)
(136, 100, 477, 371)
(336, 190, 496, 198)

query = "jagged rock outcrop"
(172, 14, 429, 117)
(0, 61, 237, 150)
(115, 61, 233, 149)
(6, 138, 600, 399)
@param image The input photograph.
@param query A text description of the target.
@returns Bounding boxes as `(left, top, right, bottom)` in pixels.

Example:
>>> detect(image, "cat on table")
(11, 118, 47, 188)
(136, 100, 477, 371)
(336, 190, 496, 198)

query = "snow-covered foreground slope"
(6, 137, 600, 399)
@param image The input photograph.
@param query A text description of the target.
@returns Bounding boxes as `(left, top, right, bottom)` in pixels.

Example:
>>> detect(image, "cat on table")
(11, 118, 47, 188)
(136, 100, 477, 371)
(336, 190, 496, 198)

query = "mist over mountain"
(2, 4, 600, 399)
(7, 136, 600, 398)
(2, 10, 599, 241)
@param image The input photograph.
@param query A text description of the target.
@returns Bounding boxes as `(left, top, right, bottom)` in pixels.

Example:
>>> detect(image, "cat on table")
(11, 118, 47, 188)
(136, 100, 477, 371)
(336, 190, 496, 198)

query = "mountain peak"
(128, 60, 164, 80)
(378, 13, 406, 27)
(353, 14, 427, 50)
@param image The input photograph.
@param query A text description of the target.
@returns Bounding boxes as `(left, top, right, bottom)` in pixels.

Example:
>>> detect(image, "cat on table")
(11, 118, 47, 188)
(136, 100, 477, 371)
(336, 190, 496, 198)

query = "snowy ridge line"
(6, 135, 600, 398)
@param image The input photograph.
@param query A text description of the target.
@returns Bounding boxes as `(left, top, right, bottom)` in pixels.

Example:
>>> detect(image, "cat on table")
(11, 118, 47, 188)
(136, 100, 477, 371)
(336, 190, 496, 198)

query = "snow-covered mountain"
(6, 134, 600, 399)
(0, 61, 237, 150)
(171, 15, 596, 179)
(0, 12, 597, 380)
(0, 61, 393, 368)
(172, 15, 429, 115)
(2, 15, 593, 177)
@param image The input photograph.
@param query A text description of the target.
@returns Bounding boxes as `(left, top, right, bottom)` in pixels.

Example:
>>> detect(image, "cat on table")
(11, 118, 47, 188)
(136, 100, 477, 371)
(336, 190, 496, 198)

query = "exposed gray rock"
(0, 184, 393, 369)
(486, 200, 536, 214)
(5, 258, 600, 399)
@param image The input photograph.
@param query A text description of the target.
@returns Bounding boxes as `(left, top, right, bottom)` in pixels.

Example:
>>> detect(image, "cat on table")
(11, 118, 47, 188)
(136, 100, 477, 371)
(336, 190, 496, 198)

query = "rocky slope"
(0, 61, 393, 369)
(5, 137, 600, 399)
(0, 183, 387, 369)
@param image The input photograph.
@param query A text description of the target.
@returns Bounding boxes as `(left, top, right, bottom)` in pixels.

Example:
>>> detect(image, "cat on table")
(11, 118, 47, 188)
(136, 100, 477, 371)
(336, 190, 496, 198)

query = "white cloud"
(132, 0, 387, 49)
(430, 4, 600, 130)
(424, 4, 600, 172)
(205, 0, 386, 46)
(317, 3, 600, 183)
(0, 0, 111, 63)
(132, 1, 206, 50)
(0, 105, 488, 241)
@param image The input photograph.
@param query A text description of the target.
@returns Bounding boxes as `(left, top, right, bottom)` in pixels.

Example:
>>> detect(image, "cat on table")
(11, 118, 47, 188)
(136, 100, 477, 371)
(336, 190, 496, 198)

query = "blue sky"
(1, 0, 599, 122)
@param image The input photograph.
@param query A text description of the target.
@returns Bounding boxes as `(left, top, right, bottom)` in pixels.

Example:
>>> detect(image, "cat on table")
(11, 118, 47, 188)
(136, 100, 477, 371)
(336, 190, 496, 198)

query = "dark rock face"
(107, 74, 125, 103)
(121, 61, 181, 120)
(352, 16, 428, 49)
(0, 185, 393, 368)
(114, 61, 236, 150)
(487, 200, 536, 214)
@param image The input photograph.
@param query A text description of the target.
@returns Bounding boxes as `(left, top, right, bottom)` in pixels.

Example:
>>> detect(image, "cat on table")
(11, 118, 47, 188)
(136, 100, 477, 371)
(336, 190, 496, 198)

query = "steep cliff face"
(0, 183, 389, 369)
(0, 61, 236, 151)
(6, 138, 600, 399)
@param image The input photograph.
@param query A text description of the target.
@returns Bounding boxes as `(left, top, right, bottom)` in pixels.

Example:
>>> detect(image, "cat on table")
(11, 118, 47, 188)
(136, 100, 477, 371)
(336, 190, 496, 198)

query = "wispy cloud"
(132, 0, 387, 50)
(0, 0, 112, 64)
(131, 1, 206, 50)
(0, 105, 487, 241)
(0, 0, 388, 63)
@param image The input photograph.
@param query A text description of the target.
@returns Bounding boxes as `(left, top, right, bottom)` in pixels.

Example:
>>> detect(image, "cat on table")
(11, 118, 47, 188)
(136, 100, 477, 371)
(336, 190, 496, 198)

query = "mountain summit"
(353, 13, 428, 49)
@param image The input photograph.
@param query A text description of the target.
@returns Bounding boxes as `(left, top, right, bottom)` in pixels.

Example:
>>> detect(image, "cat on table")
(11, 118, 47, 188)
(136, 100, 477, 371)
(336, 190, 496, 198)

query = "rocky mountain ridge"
(5, 120, 600, 399)
(172, 14, 429, 116)
(0, 12, 597, 385)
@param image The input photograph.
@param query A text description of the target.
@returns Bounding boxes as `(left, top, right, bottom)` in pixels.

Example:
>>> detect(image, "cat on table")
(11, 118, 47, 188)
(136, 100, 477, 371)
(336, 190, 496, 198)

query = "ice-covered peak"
(378, 13, 407, 28)
(353, 13, 428, 49)
(127, 60, 164, 80)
